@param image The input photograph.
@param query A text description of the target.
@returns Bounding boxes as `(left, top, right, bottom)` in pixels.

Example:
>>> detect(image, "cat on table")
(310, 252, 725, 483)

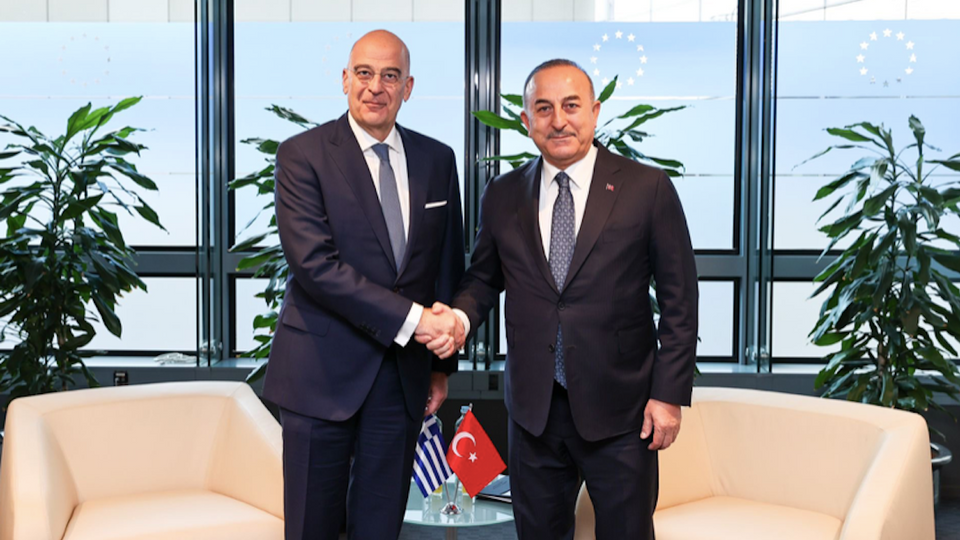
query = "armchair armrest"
(206, 384, 284, 520)
(0, 399, 78, 540)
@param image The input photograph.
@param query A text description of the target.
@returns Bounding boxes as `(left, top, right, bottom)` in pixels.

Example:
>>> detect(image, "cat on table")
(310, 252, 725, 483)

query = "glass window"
(0, 15, 196, 247)
(86, 277, 198, 352)
(233, 8, 466, 247)
(770, 280, 840, 360)
(774, 1, 960, 251)
(235, 277, 269, 354)
(500, 0, 740, 251)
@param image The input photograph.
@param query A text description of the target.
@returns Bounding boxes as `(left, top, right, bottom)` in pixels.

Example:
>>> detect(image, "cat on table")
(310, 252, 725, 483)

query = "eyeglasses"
(351, 67, 405, 87)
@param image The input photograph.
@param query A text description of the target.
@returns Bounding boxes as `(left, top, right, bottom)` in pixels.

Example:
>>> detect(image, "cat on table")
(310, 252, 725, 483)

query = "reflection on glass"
(0, 21, 196, 246)
(500, 12, 738, 250)
(774, 3, 960, 250)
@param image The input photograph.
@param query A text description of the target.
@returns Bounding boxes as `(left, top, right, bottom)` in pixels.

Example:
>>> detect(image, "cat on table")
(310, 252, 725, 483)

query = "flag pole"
(441, 403, 473, 515)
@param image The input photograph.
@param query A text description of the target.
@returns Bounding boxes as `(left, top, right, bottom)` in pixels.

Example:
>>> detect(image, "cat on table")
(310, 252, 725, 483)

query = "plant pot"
(931, 442, 952, 507)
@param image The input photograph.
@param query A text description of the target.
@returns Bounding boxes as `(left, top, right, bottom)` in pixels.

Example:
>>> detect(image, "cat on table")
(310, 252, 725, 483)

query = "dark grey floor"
(938, 498, 960, 540)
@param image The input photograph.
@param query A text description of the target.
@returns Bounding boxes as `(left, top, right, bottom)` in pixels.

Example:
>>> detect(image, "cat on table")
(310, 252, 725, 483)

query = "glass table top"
(403, 482, 514, 528)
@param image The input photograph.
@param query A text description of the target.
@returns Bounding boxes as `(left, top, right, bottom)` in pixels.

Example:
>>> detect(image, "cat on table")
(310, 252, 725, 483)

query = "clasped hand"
(414, 302, 465, 359)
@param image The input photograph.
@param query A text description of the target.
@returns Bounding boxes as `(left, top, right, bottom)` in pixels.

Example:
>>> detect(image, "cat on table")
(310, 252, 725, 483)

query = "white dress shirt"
(347, 113, 423, 347)
(454, 145, 599, 338)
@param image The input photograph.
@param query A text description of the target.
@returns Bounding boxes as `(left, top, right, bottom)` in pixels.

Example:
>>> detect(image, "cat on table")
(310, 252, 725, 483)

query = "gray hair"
(522, 59, 595, 110)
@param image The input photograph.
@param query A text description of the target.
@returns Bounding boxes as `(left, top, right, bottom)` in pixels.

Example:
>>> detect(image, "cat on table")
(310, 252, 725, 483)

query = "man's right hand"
(414, 303, 464, 359)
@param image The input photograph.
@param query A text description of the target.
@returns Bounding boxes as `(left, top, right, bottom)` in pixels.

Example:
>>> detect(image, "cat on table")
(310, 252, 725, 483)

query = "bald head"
(342, 29, 415, 142)
(348, 29, 410, 74)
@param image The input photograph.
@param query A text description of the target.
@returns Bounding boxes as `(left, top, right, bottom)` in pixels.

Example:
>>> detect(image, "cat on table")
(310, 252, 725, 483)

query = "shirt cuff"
(452, 308, 471, 338)
(394, 302, 424, 347)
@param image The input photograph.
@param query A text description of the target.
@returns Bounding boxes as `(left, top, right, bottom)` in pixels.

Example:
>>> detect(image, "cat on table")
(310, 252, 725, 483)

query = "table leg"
(445, 527, 457, 540)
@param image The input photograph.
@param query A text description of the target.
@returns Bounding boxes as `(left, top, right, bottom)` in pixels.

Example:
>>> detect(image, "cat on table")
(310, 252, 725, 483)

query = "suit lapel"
(396, 125, 426, 280)
(516, 158, 559, 295)
(563, 146, 622, 292)
(327, 114, 397, 270)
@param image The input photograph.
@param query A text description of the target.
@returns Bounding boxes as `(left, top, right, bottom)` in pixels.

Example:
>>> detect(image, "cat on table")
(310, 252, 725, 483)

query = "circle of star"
(590, 29, 647, 90)
(856, 28, 916, 88)
(59, 33, 111, 89)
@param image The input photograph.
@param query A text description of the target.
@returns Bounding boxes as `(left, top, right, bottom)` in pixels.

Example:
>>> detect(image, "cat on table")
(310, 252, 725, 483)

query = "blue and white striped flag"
(412, 415, 453, 497)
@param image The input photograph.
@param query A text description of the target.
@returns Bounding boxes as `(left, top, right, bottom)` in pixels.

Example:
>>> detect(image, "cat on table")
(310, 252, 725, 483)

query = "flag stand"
(440, 403, 473, 515)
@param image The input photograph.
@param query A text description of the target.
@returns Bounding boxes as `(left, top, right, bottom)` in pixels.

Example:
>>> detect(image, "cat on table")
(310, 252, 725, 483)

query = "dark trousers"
(280, 354, 420, 540)
(510, 383, 658, 540)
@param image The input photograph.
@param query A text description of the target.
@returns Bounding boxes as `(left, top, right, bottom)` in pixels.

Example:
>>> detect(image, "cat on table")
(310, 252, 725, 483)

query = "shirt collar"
(347, 111, 402, 155)
(541, 143, 598, 190)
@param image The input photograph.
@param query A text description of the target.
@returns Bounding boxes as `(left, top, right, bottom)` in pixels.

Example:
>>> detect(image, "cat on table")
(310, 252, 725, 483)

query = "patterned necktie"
(549, 172, 575, 388)
(372, 143, 406, 269)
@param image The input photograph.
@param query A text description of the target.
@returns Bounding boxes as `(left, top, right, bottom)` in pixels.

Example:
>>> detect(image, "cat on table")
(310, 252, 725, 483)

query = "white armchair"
(575, 387, 934, 540)
(0, 381, 284, 540)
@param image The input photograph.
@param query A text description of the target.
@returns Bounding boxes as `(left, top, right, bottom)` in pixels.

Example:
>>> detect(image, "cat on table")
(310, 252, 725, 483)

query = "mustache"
(547, 130, 577, 139)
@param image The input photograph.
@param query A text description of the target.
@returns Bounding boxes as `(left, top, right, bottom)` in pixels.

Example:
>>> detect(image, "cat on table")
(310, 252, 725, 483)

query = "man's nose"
(366, 75, 384, 93)
(550, 109, 567, 130)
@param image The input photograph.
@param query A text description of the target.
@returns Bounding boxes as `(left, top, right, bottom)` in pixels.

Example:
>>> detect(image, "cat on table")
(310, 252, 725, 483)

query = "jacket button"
(393, 287, 400, 293)
(558, 302, 566, 310)
(548, 344, 556, 353)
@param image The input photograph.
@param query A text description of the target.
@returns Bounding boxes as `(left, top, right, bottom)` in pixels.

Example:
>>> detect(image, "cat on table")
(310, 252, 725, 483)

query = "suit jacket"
(453, 143, 698, 442)
(263, 113, 464, 422)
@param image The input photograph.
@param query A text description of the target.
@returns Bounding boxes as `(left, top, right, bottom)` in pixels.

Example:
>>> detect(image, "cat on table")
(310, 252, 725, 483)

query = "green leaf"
(267, 105, 315, 127)
(814, 171, 864, 201)
(134, 203, 164, 230)
(501, 94, 523, 107)
(472, 110, 524, 132)
(480, 152, 538, 163)
(108, 161, 158, 191)
(65, 103, 92, 142)
(863, 184, 897, 216)
(616, 104, 656, 119)
(62, 193, 105, 221)
(598, 76, 618, 103)
(908, 115, 925, 150)
(91, 292, 122, 337)
(928, 159, 960, 173)
(815, 332, 846, 346)
(257, 140, 279, 155)
(931, 251, 960, 274)
(826, 127, 874, 143)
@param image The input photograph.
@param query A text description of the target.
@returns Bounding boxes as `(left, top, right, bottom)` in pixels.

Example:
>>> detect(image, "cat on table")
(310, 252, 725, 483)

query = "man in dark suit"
(426, 59, 698, 539)
(263, 30, 465, 540)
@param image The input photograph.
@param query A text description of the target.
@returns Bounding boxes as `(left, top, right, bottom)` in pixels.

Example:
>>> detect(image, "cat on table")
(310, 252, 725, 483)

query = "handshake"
(414, 303, 466, 359)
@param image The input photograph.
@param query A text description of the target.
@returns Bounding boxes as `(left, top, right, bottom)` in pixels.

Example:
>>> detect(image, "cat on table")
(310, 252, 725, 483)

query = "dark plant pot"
(932, 442, 952, 507)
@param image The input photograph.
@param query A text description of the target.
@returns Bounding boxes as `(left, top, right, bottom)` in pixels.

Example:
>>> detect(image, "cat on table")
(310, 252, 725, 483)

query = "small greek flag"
(412, 415, 453, 497)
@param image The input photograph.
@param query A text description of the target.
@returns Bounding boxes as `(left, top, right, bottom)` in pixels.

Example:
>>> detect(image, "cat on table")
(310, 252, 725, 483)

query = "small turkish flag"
(446, 410, 506, 497)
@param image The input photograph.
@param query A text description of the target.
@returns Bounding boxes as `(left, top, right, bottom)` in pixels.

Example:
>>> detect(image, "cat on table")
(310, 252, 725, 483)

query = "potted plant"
(807, 116, 960, 503)
(229, 106, 316, 382)
(0, 98, 165, 403)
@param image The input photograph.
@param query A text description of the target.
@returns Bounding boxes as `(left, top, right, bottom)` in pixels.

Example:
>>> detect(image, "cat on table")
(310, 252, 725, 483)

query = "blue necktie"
(549, 172, 575, 388)
(372, 143, 406, 269)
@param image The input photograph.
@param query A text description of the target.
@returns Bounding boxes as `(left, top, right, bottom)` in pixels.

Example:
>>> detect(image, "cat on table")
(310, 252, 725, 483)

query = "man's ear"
(342, 68, 350, 95)
(402, 76, 415, 102)
(520, 110, 531, 137)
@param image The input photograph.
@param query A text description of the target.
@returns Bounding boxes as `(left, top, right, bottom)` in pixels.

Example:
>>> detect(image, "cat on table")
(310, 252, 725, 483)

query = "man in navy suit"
(425, 60, 698, 539)
(263, 30, 466, 540)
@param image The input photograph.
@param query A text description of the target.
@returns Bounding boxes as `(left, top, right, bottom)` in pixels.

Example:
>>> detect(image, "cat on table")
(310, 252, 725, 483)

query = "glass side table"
(403, 481, 514, 540)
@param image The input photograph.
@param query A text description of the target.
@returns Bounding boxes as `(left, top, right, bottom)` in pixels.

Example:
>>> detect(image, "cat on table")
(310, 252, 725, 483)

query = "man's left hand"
(425, 372, 449, 416)
(640, 398, 682, 451)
